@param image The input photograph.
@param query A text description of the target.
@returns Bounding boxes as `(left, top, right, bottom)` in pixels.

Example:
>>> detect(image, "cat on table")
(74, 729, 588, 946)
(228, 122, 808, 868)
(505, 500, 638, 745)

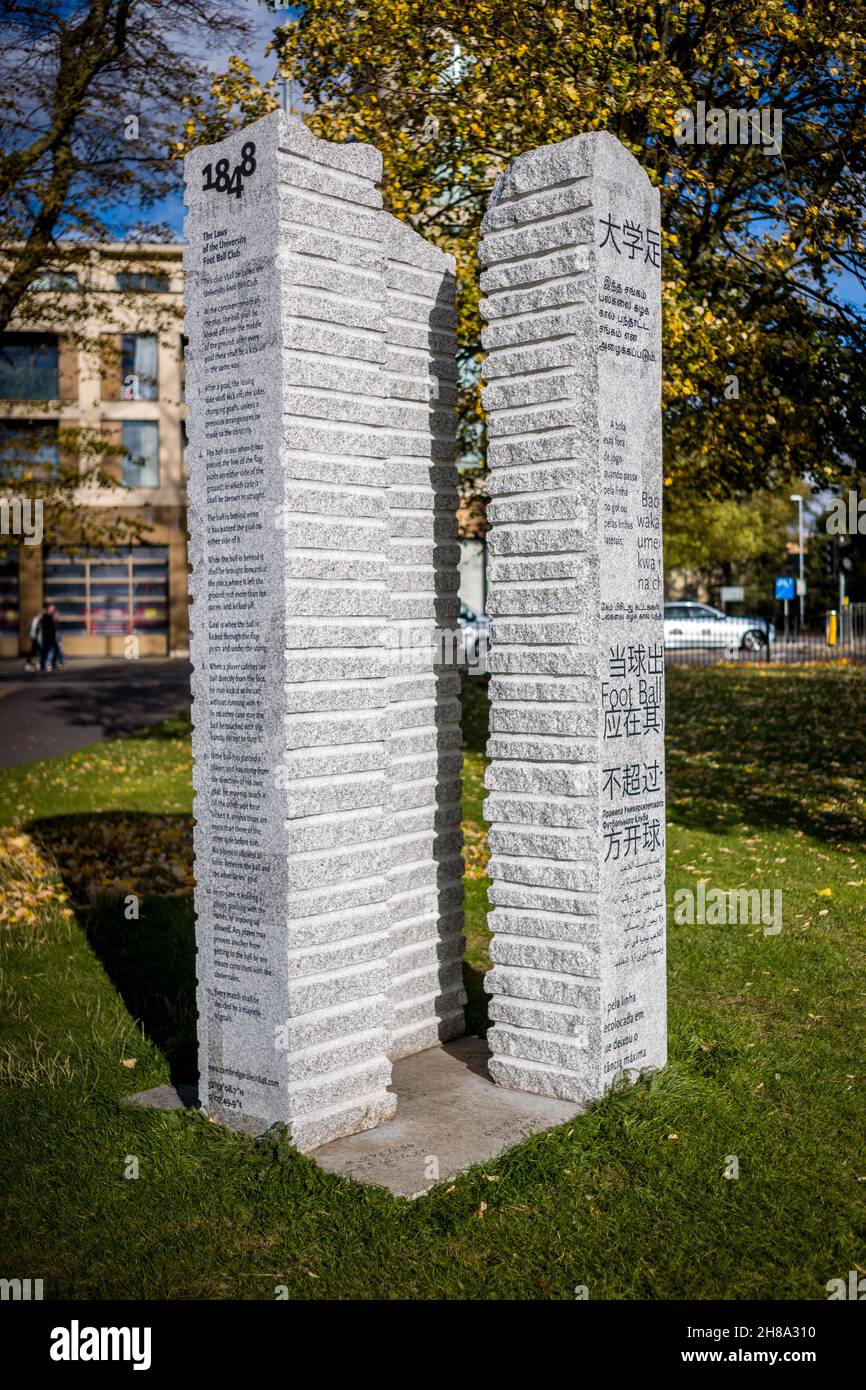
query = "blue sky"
(833, 269, 866, 311)
(104, 0, 288, 241)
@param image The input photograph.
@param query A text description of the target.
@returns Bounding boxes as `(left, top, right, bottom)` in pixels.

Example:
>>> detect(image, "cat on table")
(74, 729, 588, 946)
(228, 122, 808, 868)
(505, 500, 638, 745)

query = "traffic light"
(821, 539, 837, 579)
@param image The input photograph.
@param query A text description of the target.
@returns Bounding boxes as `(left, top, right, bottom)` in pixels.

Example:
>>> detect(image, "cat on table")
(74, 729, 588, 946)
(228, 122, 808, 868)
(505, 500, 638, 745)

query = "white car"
(664, 602, 775, 652)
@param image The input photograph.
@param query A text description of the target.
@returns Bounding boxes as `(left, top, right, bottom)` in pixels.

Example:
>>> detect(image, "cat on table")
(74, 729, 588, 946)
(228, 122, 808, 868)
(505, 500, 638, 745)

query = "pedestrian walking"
(39, 604, 62, 672)
(24, 610, 43, 671)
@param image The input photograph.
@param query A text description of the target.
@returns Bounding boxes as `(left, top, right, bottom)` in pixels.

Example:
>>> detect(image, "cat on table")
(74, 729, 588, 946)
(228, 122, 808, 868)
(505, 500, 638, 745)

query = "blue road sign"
(775, 576, 796, 601)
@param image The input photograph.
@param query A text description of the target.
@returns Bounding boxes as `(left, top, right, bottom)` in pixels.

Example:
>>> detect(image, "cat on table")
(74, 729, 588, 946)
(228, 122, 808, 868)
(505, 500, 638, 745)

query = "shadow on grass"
(462, 961, 490, 1039)
(122, 711, 193, 742)
(460, 672, 490, 756)
(27, 811, 198, 1082)
(460, 674, 493, 1036)
(26, 805, 494, 1080)
(665, 667, 866, 849)
(84, 893, 198, 1082)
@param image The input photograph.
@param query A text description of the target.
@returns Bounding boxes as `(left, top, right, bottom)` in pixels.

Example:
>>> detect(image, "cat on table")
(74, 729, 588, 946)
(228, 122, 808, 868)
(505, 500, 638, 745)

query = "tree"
(177, 0, 866, 497)
(0, 0, 248, 333)
(663, 485, 801, 609)
(0, 0, 249, 556)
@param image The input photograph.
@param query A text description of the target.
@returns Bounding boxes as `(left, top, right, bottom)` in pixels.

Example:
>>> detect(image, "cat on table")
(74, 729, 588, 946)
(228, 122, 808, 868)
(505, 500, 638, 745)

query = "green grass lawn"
(1, 666, 865, 1299)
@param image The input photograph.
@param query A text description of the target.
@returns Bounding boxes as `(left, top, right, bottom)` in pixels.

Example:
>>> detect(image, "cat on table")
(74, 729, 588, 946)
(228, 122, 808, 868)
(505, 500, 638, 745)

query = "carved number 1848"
(201, 142, 257, 199)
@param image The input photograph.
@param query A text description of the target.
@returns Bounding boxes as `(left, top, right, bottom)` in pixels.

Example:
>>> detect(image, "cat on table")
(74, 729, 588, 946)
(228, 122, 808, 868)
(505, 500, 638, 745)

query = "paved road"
(0, 658, 192, 770)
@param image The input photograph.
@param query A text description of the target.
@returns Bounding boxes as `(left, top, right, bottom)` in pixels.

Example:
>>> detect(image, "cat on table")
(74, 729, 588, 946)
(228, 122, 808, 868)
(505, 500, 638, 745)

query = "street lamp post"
(790, 493, 805, 632)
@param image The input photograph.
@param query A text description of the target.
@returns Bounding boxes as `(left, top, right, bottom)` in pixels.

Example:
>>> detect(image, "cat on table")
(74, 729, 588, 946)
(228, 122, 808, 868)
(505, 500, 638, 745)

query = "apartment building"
(0, 245, 188, 657)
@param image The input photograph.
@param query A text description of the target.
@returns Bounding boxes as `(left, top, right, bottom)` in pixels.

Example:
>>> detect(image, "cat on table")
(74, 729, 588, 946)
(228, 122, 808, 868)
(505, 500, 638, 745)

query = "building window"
(180, 418, 188, 480)
(0, 419, 59, 477)
(0, 551, 19, 634)
(0, 333, 59, 400)
(120, 334, 158, 400)
(122, 420, 160, 487)
(44, 547, 168, 637)
(116, 271, 170, 293)
(29, 272, 81, 292)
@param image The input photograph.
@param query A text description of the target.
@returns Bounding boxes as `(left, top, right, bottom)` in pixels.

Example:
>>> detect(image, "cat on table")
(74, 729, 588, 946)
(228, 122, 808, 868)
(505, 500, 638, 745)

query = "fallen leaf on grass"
(0, 831, 73, 928)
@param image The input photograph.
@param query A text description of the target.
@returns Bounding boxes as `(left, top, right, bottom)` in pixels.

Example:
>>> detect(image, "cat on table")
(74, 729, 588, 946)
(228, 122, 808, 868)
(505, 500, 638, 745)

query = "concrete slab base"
(311, 1038, 585, 1197)
(124, 1081, 199, 1112)
(124, 1039, 586, 1197)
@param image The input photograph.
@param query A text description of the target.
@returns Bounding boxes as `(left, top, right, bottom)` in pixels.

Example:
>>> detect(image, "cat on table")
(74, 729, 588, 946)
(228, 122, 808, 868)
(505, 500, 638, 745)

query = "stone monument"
(182, 114, 666, 1177)
(478, 133, 667, 1102)
(184, 112, 464, 1149)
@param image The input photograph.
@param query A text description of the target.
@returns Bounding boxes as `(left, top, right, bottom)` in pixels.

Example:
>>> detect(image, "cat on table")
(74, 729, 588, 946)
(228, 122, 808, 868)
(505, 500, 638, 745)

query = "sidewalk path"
(0, 658, 192, 770)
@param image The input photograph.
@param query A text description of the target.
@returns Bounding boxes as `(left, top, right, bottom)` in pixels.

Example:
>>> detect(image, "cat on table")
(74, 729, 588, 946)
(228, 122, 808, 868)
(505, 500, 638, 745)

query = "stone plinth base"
(125, 1037, 584, 1197)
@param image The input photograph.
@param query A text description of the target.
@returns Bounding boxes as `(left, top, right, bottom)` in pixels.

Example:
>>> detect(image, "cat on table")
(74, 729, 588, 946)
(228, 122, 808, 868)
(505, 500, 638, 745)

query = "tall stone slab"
(185, 111, 397, 1148)
(383, 215, 466, 1058)
(479, 133, 666, 1102)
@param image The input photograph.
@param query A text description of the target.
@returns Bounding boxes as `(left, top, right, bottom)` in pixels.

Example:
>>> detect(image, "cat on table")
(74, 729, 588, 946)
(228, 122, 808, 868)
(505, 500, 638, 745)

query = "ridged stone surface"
(185, 113, 401, 1149)
(479, 133, 667, 1104)
(383, 214, 466, 1060)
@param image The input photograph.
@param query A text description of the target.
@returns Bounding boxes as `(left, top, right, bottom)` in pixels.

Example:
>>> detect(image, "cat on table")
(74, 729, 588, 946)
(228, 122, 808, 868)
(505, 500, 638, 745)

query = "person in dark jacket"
(39, 604, 62, 671)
